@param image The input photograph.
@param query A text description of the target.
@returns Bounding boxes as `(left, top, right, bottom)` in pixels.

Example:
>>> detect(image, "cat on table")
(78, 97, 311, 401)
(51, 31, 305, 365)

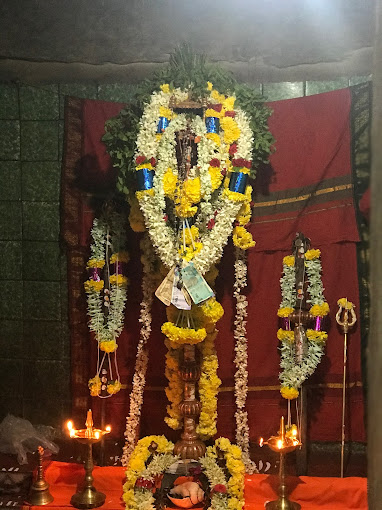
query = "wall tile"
(20, 121, 58, 161)
(306, 78, 349, 96)
(23, 360, 69, 400)
(22, 241, 61, 281)
(58, 120, 64, 161)
(0, 320, 23, 358)
(22, 161, 60, 201)
(97, 83, 135, 103)
(0, 84, 19, 120)
(0, 359, 23, 397)
(23, 398, 66, 427)
(61, 281, 69, 322)
(0, 281, 23, 320)
(263, 82, 304, 102)
(23, 320, 62, 360)
(22, 202, 60, 241)
(59, 83, 98, 119)
(23, 281, 61, 320)
(60, 251, 68, 281)
(0, 241, 22, 280)
(0, 120, 20, 160)
(0, 202, 22, 240)
(19, 85, 59, 120)
(0, 161, 21, 201)
(61, 320, 70, 360)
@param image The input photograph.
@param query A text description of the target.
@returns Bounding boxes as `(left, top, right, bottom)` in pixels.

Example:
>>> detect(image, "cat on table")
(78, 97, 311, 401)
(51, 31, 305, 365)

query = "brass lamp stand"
(25, 446, 54, 506)
(262, 417, 301, 510)
(66, 410, 111, 509)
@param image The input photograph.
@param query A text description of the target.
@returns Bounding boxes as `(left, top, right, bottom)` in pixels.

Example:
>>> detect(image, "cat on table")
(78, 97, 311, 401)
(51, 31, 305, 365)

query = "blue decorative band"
(205, 117, 220, 133)
(229, 171, 248, 194)
(137, 168, 154, 191)
(157, 117, 169, 133)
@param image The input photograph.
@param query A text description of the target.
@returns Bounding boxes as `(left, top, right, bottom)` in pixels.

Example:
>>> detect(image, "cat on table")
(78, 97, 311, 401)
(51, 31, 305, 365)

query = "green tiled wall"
(0, 76, 371, 429)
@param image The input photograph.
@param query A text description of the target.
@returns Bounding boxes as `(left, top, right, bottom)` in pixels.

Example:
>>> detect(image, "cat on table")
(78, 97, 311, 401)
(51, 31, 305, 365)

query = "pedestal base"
(265, 499, 301, 510)
(70, 487, 106, 509)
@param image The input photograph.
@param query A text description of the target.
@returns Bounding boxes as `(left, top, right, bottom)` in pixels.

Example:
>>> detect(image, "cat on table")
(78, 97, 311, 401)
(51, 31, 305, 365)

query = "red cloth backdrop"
(62, 88, 365, 444)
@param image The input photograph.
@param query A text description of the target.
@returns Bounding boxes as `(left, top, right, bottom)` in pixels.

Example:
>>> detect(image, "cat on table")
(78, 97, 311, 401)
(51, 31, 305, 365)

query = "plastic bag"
(0, 414, 59, 464)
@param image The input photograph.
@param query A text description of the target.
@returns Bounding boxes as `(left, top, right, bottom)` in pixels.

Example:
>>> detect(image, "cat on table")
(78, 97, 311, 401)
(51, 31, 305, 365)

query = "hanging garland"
(85, 210, 129, 397)
(277, 248, 329, 400)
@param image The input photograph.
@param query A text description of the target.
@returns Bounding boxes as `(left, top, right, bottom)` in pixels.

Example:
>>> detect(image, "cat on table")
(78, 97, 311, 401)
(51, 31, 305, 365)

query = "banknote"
(155, 266, 175, 306)
(181, 262, 214, 304)
(171, 266, 191, 310)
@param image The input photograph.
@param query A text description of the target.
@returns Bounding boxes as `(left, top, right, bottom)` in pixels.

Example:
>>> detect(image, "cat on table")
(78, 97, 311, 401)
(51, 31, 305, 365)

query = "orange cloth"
(24, 462, 367, 510)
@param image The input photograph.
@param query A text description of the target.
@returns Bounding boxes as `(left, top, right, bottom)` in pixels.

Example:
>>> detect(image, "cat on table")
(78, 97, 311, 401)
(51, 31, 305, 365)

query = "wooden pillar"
(368, 1, 382, 507)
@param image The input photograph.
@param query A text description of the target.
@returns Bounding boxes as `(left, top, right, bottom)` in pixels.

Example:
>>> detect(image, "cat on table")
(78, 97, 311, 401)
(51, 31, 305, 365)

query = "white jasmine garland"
(233, 248, 258, 474)
(122, 234, 156, 465)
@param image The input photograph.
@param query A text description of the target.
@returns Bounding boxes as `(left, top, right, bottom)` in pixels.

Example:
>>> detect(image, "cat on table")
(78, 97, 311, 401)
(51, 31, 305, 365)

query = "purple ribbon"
(89, 267, 101, 282)
(281, 318, 291, 331)
(314, 316, 322, 331)
(112, 261, 124, 274)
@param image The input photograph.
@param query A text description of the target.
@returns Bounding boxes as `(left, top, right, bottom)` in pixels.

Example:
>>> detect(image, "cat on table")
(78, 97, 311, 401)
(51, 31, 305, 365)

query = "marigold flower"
(283, 255, 295, 267)
(280, 386, 299, 400)
(305, 248, 321, 260)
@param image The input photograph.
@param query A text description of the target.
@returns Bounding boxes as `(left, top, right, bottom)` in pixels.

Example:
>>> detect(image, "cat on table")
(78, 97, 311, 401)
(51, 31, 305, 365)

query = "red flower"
(209, 158, 220, 168)
(232, 158, 251, 169)
(150, 157, 156, 167)
(135, 478, 154, 489)
(163, 214, 168, 222)
(221, 168, 227, 177)
(225, 110, 236, 118)
(250, 201, 255, 208)
(209, 103, 222, 113)
(207, 218, 215, 230)
(229, 143, 237, 155)
(136, 155, 146, 165)
(212, 484, 227, 494)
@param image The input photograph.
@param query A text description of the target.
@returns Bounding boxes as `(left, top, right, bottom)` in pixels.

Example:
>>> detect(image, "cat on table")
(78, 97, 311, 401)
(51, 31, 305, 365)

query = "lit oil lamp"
(66, 410, 111, 509)
(260, 417, 301, 510)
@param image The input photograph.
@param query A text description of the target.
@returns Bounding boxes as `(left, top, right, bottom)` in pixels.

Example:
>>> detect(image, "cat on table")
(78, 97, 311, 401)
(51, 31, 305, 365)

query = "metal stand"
(266, 454, 301, 510)
(71, 443, 105, 509)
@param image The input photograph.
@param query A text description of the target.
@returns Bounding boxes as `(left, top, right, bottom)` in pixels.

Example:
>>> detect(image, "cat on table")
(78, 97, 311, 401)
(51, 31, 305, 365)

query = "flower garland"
(232, 248, 258, 474)
(123, 436, 245, 510)
(123, 435, 177, 510)
(85, 210, 129, 397)
(200, 437, 245, 510)
(122, 234, 156, 466)
(278, 248, 329, 399)
(134, 83, 255, 275)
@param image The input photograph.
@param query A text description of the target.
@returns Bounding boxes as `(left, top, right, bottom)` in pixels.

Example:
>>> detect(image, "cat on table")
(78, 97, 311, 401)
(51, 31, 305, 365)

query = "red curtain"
(62, 88, 365, 444)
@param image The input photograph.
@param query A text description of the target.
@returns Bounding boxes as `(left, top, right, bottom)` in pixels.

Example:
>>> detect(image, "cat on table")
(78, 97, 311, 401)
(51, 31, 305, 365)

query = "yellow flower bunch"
(207, 81, 213, 91)
(223, 188, 247, 202)
(107, 380, 121, 395)
(211, 89, 226, 103)
(109, 274, 129, 286)
(197, 333, 221, 439)
(179, 241, 203, 262)
(161, 322, 207, 345)
(87, 259, 105, 269)
(206, 132, 221, 146)
(136, 188, 155, 201)
(163, 168, 178, 198)
(160, 83, 170, 94)
(99, 340, 118, 353)
(84, 280, 104, 293)
(88, 376, 101, 397)
(305, 249, 321, 260)
(277, 329, 294, 343)
(110, 251, 130, 264)
(159, 106, 173, 119)
(283, 255, 295, 267)
(200, 297, 224, 324)
(306, 329, 328, 342)
(175, 196, 197, 218)
(223, 96, 235, 111)
(310, 302, 330, 317)
(280, 386, 299, 400)
(183, 177, 201, 203)
(212, 437, 245, 503)
(182, 225, 199, 245)
(128, 196, 146, 232)
(337, 298, 355, 309)
(164, 343, 182, 430)
(220, 117, 241, 145)
(205, 108, 223, 119)
(277, 306, 294, 318)
(232, 226, 256, 250)
(236, 201, 251, 226)
(136, 162, 154, 171)
(209, 165, 223, 191)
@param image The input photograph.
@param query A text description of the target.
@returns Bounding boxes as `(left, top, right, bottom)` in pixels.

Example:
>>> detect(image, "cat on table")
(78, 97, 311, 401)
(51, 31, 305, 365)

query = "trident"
(336, 298, 357, 478)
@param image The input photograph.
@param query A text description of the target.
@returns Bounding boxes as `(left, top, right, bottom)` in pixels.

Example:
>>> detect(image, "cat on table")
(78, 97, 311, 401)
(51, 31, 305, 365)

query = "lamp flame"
(277, 439, 283, 450)
(105, 425, 111, 432)
(259, 437, 264, 447)
(95, 431, 100, 440)
(67, 420, 73, 431)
